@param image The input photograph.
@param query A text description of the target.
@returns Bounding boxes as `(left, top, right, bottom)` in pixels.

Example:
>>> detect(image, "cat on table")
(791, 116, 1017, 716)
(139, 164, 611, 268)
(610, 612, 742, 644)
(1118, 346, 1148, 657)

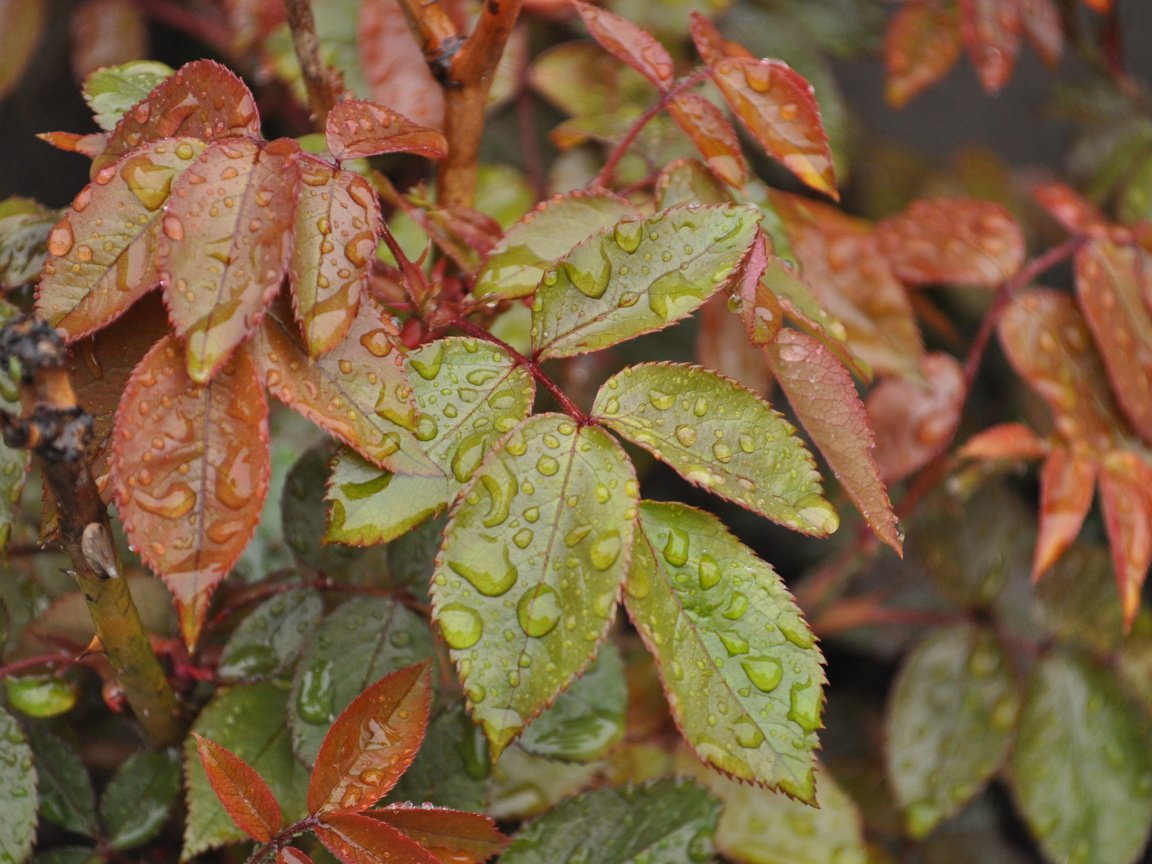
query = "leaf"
(0, 300, 27, 551)
(385, 703, 490, 812)
(1009, 651, 1152, 864)
(473, 191, 641, 302)
(767, 329, 900, 553)
(184, 684, 309, 858)
(82, 60, 175, 131)
(1019, 0, 1063, 67)
(488, 746, 602, 821)
(358, 0, 445, 128)
(325, 450, 451, 546)
(689, 10, 753, 66)
(698, 294, 772, 396)
(573, 0, 676, 90)
(959, 0, 1021, 93)
(1032, 181, 1109, 236)
(290, 157, 381, 356)
(372, 805, 508, 864)
(0, 196, 57, 289)
(885, 625, 1018, 838)
(532, 204, 759, 360)
(666, 93, 747, 187)
(289, 597, 434, 766)
(100, 748, 181, 851)
(95, 59, 261, 174)
(281, 445, 362, 574)
(959, 422, 1049, 461)
(111, 335, 270, 647)
(875, 198, 1025, 287)
(884, 0, 961, 108)
(1098, 451, 1152, 627)
(625, 502, 825, 799)
(594, 363, 836, 535)
(325, 100, 448, 162)
(430, 414, 638, 758)
(193, 734, 282, 842)
(655, 158, 731, 209)
(314, 812, 441, 864)
(32, 847, 99, 864)
(5, 676, 77, 718)
(35, 137, 206, 340)
(0, 706, 36, 863)
(278, 849, 314, 864)
(0, 0, 45, 101)
(23, 723, 97, 837)
(218, 587, 324, 681)
(709, 57, 837, 198)
(1034, 544, 1124, 652)
(1033, 446, 1097, 580)
(499, 779, 719, 864)
(160, 138, 300, 383)
(250, 302, 439, 476)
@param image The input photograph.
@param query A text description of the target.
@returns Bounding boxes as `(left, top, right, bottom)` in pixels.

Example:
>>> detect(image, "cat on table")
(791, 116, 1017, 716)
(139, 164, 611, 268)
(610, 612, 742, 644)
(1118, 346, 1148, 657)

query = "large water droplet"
(734, 719, 766, 749)
(133, 483, 197, 519)
(296, 659, 335, 723)
(718, 631, 749, 657)
(536, 455, 559, 476)
(797, 496, 839, 535)
(439, 603, 483, 649)
(589, 529, 622, 571)
(722, 591, 748, 620)
(613, 220, 644, 254)
(648, 390, 674, 410)
(517, 585, 561, 637)
(787, 678, 821, 733)
(777, 615, 814, 649)
(47, 221, 74, 257)
(675, 425, 698, 447)
(698, 555, 721, 589)
(662, 527, 690, 566)
(449, 553, 518, 596)
(741, 656, 783, 692)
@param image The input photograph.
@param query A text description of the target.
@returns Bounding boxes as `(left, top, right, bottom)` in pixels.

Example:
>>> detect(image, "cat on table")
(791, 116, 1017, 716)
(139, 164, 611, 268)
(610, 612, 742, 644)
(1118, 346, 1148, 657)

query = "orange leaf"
(307, 661, 432, 816)
(325, 100, 448, 162)
(666, 93, 747, 187)
(573, 0, 675, 91)
(875, 198, 1025, 287)
(111, 335, 269, 647)
(959, 0, 1021, 93)
(193, 733, 282, 842)
(1019, 0, 1063, 66)
(1099, 452, 1152, 627)
(315, 813, 441, 864)
(359, 0, 444, 130)
(884, 0, 962, 108)
(373, 805, 508, 864)
(0, 0, 46, 102)
(1032, 182, 1109, 236)
(1033, 446, 1097, 580)
(277, 849, 314, 864)
(733, 231, 779, 346)
(959, 422, 1049, 461)
(688, 10, 753, 66)
(36, 131, 108, 158)
(710, 57, 837, 199)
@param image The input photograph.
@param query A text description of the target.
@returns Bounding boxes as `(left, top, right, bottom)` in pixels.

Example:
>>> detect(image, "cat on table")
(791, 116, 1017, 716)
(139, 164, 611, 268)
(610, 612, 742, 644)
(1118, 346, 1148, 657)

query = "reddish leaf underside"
(324, 99, 448, 162)
(315, 813, 441, 864)
(1034, 446, 1098, 580)
(373, 805, 508, 864)
(573, 0, 675, 90)
(111, 335, 270, 647)
(710, 57, 837, 199)
(307, 661, 432, 816)
(884, 0, 962, 107)
(768, 329, 901, 554)
(960, 422, 1049, 461)
(193, 733, 282, 842)
(959, 0, 1021, 93)
(666, 92, 747, 187)
(1099, 452, 1152, 628)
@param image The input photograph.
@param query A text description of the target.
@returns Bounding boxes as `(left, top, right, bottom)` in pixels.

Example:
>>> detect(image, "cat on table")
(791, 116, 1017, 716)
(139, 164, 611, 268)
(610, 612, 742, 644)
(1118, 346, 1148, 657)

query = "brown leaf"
(359, 0, 444, 130)
(688, 10, 753, 66)
(959, 0, 1021, 93)
(884, 0, 962, 108)
(372, 805, 508, 864)
(325, 100, 448, 162)
(573, 0, 675, 90)
(193, 733, 282, 842)
(1032, 182, 1109, 236)
(666, 93, 747, 187)
(1034, 446, 1097, 579)
(1099, 452, 1152, 627)
(959, 422, 1049, 461)
(70, 0, 147, 81)
(315, 813, 441, 864)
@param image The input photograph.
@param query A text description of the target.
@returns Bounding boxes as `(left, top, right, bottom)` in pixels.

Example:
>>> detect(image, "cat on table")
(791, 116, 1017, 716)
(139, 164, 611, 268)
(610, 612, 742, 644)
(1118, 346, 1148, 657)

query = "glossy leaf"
(431, 414, 638, 758)
(111, 335, 270, 646)
(959, 0, 1021, 93)
(499, 779, 719, 864)
(595, 363, 836, 535)
(193, 734, 282, 842)
(1010, 651, 1152, 864)
(159, 138, 299, 382)
(767, 329, 900, 553)
(1098, 451, 1152, 627)
(5, 676, 77, 717)
(289, 597, 434, 765)
(385, 703, 489, 812)
(0, 706, 36, 862)
(655, 158, 730, 210)
(0, 196, 57, 289)
(573, 0, 675, 90)
(666, 93, 747, 187)
(373, 805, 508, 864)
(95, 59, 261, 174)
(184, 684, 309, 858)
(474, 191, 640, 302)
(1033, 446, 1097, 580)
(290, 156, 381, 356)
(36, 137, 206, 339)
(24, 724, 96, 838)
(101, 748, 181, 851)
(280, 444, 362, 574)
(884, 0, 961, 108)
(315, 813, 441, 864)
(217, 587, 324, 681)
(532, 204, 760, 359)
(325, 450, 451, 546)
(709, 57, 837, 198)
(278, 849, 314, 864)
(626, 502, 825, 799)
(82, 60, 174, 131)
(875, 198, 1025, 287)
(886, 625, 1018, 838)
(325, 100, 447, 162)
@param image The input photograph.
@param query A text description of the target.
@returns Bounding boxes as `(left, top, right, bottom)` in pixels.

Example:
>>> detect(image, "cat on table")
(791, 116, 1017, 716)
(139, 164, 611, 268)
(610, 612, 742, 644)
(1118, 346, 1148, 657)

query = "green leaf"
(385, 702, 490, 812)
(488, 745, 603, 821)
(594, 363, 836, 535)
(625, 501, 825, 799)
(101, 748, 180, 851)
(81, 61, 175, 131)
(431, 413, 638, 759)
(4, 675, 76, 718)
(32, 847, 98, 864)
(217, 588, 324, 682)
(184, 684, 309, 859)
(474, 191, 641, 302)
(0, 299, 27, 552)
(288, 597, 433, 765)
(655, 159, 731, 209)
(1010, 651, 1152, 864)
(326, 449, 451, 546)
(531, 204, 761, 360)
(24, 724, 96, 838)
(0, 196, 57, 289)
(1033, 544, 1124, 653)
(281, 445, 362, 573)
(499, 779, 719, 864)
(885, 625, 1018, 838)
(0, 706, 36, 863)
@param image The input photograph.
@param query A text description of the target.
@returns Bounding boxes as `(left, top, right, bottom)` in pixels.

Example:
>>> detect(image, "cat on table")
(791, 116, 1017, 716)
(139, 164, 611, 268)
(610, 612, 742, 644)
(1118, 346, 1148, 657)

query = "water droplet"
(698, 555, 721, 589)
(796, 497, 839, 535)
(787, 678, 821, 732)
(741, 656, 783, 692)
(133, 483, 197, 519)
(613, 220, 644, 253)
(738, 433, 755, 453)
(517, 585, 561, 637)
(712, 441, 733, 463)
(452, 433, 490, 484)
(513, 528, 534, 548)
(693, 397, 708, 417)
(648, 390, 674, 410)
(439, 603, 483, 649)
(734, 719, 766, 749)
(662, 528, 690, 567)
(589, 530, 622, 570)
(47, 221, 74, 256)
(722, 591, 748, 619)
(719, 631, 749, 656)
(536, 455, 559, 476)
(161, 215, 184, 241)
(778, 615, 814, 649)
(449, 553, 517, 596)
(296, 660, 335, 723)
(675, 425, 698, 446)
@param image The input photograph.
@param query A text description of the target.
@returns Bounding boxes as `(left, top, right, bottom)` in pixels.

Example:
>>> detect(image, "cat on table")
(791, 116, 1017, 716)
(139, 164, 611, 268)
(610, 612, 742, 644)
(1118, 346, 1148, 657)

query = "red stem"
(0, 652, 82, 680)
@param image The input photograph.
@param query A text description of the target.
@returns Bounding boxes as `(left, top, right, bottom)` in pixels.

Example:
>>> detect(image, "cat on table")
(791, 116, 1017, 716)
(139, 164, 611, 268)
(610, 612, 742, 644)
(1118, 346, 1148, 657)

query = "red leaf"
(1076, 238, 1152, 444)
(96, 59, 261, 174)
(688, 10, 753, 66)
(884, 0, 962, 108)
(36, 131, 108, 158)
(373, 805, 509, 864)
(1032, 182, 1109, 236)
(111, 335, 269, 647)
(307, 661, 432, 816)
(1099, 452, 1152, 627)
(865, 353, 965, 484)
(160, 138, 300, 383)
(710, 58, 837, 199)
(290, 157, 381, 356)
(359, 0, 444, 130)
(768, 330, 901, 554)
(1019, 0, 1063, 66)
(193, 733, 282, 842)
(959, 422, 1049, 461)
(325, 100, 448, 163)
(1034, 446, 1097, 580)
(698, 295, 772, 396)
(733, 231, 778, 346)
(315, 813, 441, 864)
(666, 93, 747, 187)
(70, 0, 147, 81)
(875, 198, 1025, 287)
(573, 0, 675, 91)
(248, 302, 440, 476)
(36, 137, 206, 340)
(959, 0, 1021, 93)
(277, 849, 314, 864)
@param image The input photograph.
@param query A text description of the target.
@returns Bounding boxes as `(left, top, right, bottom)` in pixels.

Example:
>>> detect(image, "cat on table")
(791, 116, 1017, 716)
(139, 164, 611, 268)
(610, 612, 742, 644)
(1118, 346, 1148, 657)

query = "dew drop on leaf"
(439, 603, 484, 649)
(662, 527, 690, 567)
(787, 679, 821, 732)
(589, 529, 623, 571)
(517, 586, 562, 638)
(449, 555, 518, 597)
(648, 390, 675, 410)
(675, 425, 698, 446)
(47, 221, 74, 256)
(296, 659, 335, 723)
(741, 657, 784, 693)
(698, 555, 722, 589)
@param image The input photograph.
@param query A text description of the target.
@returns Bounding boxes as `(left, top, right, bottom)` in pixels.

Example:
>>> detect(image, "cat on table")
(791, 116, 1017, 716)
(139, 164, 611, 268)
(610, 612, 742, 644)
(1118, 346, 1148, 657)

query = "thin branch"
(283, 0, 336, 127)
(393, 0, 463, 72)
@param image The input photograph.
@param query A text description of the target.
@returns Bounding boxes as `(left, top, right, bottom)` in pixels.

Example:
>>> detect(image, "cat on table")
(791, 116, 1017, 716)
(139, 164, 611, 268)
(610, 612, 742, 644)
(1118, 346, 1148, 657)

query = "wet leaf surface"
(324, 99, 447, 162)
(193, 734, 282, 841)
(883, 0, 961, 107)
(102, 748, 181, 851)
(574, 0, 676, 90)
(371, 805, 507, 864)
(314, 812, 441, 864)
(1098, 451, 1152, 626)
(0, 196, 57, 289)
(1033, 446, 1097, 580)
(217, 587, 324, 682)
(24, 723, 96, 838)
(0, 705, 35, 862)
(82, 60, 175, 131)
(384, 702, 489, 812)
(666, 94, 747, 188)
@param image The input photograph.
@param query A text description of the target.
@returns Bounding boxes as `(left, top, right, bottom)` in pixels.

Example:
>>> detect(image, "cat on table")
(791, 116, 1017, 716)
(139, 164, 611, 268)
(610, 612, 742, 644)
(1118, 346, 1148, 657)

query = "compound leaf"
(372, 805, 507, 864)
(193, 734, 282, 842)
(82, 60, 175, 131)
(324, 99, 447, 162)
